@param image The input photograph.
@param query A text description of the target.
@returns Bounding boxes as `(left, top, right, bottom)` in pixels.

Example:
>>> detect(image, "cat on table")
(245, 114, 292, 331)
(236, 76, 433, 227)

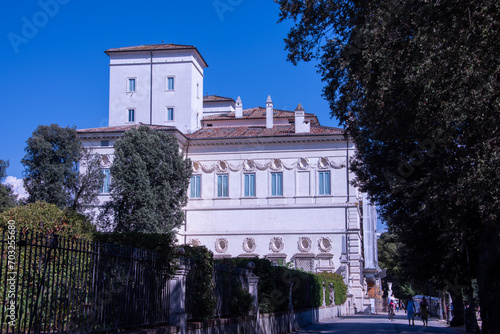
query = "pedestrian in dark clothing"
(420, 297, 429, 327)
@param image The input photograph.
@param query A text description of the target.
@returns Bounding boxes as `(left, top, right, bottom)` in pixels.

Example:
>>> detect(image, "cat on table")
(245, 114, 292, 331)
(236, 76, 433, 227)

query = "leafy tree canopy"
(21, 124, 102, 215)
(100, 125, 192, 235)
(377, 232, 415, 299)
(0, 160, 17, 212)
(277, 0, 499, 331)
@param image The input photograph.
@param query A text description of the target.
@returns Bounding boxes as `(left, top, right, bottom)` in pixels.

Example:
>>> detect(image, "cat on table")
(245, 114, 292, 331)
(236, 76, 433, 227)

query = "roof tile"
(187, 125, 344, 140)
(77, 124, 177, 134)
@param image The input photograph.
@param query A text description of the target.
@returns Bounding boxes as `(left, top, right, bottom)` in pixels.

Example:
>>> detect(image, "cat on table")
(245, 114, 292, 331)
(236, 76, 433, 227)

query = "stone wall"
(122, 305, 345, 334)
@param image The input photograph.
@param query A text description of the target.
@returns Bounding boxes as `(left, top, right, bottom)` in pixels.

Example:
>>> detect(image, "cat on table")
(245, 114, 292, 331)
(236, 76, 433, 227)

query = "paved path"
(294, 313, 465, 334)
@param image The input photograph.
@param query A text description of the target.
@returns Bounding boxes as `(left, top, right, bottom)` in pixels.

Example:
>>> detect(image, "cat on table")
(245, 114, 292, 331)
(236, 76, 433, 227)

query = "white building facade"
(77, 44, 381, 313)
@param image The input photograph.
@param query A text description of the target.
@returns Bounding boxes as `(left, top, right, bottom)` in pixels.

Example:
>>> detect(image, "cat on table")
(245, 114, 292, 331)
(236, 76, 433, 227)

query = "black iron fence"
(0, 229, 170, 333)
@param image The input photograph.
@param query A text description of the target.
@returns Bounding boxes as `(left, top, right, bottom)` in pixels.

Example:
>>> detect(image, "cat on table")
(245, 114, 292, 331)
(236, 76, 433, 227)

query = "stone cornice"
(188, 134, 348, 147)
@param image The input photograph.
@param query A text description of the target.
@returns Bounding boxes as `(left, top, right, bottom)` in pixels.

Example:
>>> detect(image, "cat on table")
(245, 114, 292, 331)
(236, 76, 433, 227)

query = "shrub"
(224, 258, 323, 312)
(0, 201, 95, 240)
(182, 245, 216, 320)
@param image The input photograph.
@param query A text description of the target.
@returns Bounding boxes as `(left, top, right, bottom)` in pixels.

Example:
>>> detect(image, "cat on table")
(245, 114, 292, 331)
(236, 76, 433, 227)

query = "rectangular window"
(190, 175, 201, 198)
(100, 140, 109, 147)
(244, 174, 255, 197)
(271, 173, 283, 196)
(128, 109, 135, 122)
(167, 77, 175, 90)
(217, 174, 228, 197)
(318, 171, 331, 195)
(101, 169, 110, 194)
(128, 78, 136, 92)
(166, 107, 174, 121)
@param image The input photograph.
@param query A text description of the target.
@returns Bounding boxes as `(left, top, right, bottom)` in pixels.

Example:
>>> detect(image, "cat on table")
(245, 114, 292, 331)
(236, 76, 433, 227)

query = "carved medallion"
(101, 155, 111, 167)
(215, 238, 229, 253)
(242, 237, 257, 253)
(318, 237, 333, 253)
(318, 157, 330, 169)
(217, 160, 228, 172)
(298, 237, 312, 252)
(269, 237, 284, 253)
(243, 159, 255, 171)
(188, 239, 201, 246)
(192, 161, 201, 172)
(270, 159, 282, 171)
(297, 158, 309, 170)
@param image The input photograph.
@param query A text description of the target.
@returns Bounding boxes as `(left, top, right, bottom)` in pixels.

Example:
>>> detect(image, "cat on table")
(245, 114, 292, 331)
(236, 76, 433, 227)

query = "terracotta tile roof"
(203, 95, 235, 102)
(202, 107, 319, 124)
(77, 124, 177, 134)
(187, 125, 344, 140)
(104, 44, 208, 67)
(105, 44, 197, 53)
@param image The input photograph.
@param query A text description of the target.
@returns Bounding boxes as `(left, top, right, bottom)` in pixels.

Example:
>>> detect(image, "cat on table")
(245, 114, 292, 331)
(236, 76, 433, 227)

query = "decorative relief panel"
(297, 158, 309, 170)
(192, 161, 201, 172)
(318, 237, 333, 253)
(188, 239, 201, 246)
(269, 237, 284, 253)
(318, 157, 330, 169)
(242, 237, 257, 253)
(297, 237, 312, 252)
(217, 160, 228, 172)
(101, 155, 111, 167)
(243, 159, 255, 171)
(193, 158, 346, 173)
(215, 238, 229, 253)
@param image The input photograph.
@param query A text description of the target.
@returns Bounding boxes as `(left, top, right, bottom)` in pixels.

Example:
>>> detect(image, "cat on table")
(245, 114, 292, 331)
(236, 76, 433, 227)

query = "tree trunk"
(449, 289, 465, 327)
(476, 223, 500, 334)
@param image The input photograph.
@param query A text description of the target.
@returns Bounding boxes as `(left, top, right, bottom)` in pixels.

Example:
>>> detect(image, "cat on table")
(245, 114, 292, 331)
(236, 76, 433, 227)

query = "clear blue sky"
(2, 0, 338, 179)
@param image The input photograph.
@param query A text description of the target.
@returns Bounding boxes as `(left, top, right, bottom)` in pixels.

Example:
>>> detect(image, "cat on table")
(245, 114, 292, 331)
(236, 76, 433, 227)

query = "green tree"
(100, 125, 191, 234)
(377, 233, 415, 300)
(0, 160, 17, 212)
(22, 124, 102, 215)
(70, 147, 104, 217)
(277, 1, 499, 331)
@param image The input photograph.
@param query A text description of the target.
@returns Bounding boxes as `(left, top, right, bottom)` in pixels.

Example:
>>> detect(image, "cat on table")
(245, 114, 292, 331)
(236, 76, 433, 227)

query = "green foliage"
(22, 124, 81, 208)
(0, 159, 17, 212)
(92, 231, 176, 277)
(225, 258, 347, 313)
(69, 147, 103, 217)
(0, 202, 95, 240)
(315, 273, 347, 306)
(21, 124, 102, 215)
(229, 277, 254, 317)
(278, 1, 500, 330)
(377, 233, 415, 299)
(182, 245, 216, 320)
(100, 125, 191, 234)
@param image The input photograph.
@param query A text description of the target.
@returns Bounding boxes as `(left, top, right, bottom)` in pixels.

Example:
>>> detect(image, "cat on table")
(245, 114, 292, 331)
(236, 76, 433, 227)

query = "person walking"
(406, 295, 416, 326)
(420, 297, 429, 327)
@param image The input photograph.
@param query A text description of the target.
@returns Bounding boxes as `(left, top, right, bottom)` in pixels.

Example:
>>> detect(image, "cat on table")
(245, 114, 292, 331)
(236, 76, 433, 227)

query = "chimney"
(235, 96, 243, 118)
(294, 103, 310, 133)
(266, 95, 273, 129)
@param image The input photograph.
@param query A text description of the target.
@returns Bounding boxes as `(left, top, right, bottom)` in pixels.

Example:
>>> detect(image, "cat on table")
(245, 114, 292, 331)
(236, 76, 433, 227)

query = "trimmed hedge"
(218, 258, 348, 313)
(315, 272, 348, 306)
(182, 245, 217, 320)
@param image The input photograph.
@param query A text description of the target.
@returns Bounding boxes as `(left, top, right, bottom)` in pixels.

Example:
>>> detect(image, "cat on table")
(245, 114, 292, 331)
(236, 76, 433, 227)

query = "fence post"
(169, 262, 190, 334)
(248, 274, 260, 317)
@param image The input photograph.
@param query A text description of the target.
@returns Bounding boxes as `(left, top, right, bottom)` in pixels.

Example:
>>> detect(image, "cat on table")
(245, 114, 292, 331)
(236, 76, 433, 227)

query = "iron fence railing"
(0, 229, 170, 333)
